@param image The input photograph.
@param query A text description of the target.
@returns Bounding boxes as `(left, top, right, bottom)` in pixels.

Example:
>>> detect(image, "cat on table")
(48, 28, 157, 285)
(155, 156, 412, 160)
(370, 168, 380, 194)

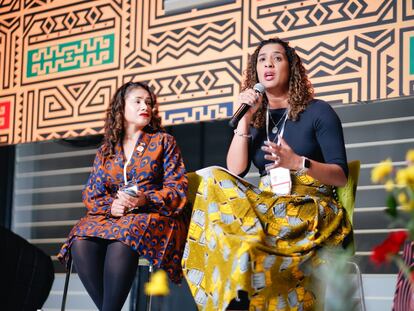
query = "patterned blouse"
(58, 130, 189, 283)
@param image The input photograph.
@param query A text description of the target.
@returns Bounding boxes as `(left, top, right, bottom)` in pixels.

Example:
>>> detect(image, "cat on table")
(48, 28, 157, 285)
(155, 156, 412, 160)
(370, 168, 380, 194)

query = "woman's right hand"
(111, 191, 147, 217)
(235, 89, 263, 122)
(110, 198, 128, 217)
(226, 88, 262, 175)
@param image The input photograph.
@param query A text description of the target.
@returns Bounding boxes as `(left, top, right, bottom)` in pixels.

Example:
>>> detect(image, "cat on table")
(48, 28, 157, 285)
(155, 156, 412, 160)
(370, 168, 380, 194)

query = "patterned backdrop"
(0, 0, 413, 145)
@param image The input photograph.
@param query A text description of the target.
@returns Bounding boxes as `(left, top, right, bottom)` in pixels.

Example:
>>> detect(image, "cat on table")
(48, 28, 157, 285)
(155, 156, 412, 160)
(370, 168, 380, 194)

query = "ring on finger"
(274, 155, 280, 164)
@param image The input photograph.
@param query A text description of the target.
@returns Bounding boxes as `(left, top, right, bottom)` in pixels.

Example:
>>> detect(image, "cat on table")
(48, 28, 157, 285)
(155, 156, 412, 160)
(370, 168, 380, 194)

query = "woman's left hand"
(117, 190, 147, 213)
(261, 136, 301, 171)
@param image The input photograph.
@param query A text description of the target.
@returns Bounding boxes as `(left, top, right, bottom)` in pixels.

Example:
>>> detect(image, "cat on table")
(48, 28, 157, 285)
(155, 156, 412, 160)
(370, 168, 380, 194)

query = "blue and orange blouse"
(58, 130, 189, 283)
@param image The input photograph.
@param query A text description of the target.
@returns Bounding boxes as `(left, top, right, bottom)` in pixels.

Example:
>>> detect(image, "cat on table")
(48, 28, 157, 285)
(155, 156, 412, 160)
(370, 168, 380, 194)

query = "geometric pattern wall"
(0, 0, 413, 145)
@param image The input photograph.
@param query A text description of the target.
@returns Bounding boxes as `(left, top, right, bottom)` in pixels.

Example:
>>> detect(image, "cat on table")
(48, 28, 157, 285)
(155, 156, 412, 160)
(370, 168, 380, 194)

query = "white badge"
(269, 167, 292, 195)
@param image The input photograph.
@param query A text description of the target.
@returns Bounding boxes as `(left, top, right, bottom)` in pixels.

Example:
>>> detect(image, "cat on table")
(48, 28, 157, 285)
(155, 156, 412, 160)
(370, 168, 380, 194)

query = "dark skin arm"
(261, 136, 347, 187)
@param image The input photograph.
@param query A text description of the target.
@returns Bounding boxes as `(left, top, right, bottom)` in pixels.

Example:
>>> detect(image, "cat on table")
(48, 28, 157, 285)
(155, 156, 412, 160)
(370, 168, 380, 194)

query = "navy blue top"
(246, 99, 348, 178)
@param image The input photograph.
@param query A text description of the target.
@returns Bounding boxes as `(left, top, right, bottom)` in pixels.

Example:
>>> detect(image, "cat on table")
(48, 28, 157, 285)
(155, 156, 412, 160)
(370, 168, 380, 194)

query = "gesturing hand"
(261, 136, 301, 171)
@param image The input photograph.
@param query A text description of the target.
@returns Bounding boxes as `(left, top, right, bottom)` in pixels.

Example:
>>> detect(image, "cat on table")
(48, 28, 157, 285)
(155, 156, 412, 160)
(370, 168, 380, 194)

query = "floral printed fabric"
(58, 131, 189, 283)
(182, 167, 351, 310)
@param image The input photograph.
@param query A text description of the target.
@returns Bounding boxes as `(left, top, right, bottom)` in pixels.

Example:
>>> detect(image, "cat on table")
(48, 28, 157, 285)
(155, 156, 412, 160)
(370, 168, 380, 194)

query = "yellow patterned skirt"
(182, 167, 352, 311)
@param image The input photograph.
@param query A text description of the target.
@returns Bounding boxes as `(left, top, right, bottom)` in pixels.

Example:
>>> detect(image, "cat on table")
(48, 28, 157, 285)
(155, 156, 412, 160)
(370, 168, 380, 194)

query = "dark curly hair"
(242, 37, 314, 128)
(102, 81, 164, 157)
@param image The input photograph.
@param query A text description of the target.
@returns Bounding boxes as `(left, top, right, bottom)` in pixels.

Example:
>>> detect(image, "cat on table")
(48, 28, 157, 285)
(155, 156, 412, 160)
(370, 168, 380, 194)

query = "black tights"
(71, 239, 139, 311)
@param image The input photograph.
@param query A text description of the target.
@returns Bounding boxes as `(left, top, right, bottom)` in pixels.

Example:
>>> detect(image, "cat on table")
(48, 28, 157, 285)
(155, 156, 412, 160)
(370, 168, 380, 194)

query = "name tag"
(269, 167, 291, 195)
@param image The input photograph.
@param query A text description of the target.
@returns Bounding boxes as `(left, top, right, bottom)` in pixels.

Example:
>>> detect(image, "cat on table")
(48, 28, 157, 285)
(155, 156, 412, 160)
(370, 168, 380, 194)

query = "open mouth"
(264, 72, 275, 80)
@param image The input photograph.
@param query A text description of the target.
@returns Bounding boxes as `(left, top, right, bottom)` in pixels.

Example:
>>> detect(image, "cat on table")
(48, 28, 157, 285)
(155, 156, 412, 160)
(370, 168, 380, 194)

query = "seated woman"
(58, 81, 188, 310)
(182, 38, 352, 311)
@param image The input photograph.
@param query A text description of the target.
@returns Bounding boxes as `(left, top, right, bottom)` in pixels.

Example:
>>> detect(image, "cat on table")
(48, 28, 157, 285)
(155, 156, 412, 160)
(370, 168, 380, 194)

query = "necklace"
(268, 109, 288, 134)
(124, 135, 138, 141)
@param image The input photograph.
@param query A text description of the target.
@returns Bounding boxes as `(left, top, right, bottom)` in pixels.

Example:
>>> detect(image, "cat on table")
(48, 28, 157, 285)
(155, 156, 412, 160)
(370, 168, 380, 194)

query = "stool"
(61, 254, 153, 311)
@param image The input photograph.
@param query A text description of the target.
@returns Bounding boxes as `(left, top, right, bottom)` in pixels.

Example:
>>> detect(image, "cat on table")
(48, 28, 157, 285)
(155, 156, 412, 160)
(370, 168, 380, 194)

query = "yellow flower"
(401, 204, 412, 213)
(406, 149, 414, 164)
(406, 166, 414, 184)
(410, 200, 414, 211)
(371, 159, 393, 183)
(398, 192, 408, 204)
(395, 167, 414, 186)
(144, 270, 170, 296)
(384, 179, 394, 192)
(397, 192, 412, 211)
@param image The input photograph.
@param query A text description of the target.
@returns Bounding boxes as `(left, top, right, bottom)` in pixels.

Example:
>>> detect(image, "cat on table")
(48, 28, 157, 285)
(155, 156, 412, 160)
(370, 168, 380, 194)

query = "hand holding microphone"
(229, 83, 265, 128)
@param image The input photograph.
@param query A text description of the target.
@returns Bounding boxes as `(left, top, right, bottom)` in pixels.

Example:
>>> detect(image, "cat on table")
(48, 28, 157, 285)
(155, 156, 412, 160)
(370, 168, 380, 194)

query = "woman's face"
(256, 43, 290, 93)
(124, 87, 152, 128)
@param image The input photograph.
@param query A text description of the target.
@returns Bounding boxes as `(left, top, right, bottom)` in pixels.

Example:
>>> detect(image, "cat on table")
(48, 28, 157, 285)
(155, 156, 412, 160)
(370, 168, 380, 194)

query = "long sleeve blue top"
(247, 99, 348, 178)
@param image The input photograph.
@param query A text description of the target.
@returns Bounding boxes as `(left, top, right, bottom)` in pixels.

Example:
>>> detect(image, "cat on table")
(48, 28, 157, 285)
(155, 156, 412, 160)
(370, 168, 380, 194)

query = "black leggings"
(71, 238, 139, 311)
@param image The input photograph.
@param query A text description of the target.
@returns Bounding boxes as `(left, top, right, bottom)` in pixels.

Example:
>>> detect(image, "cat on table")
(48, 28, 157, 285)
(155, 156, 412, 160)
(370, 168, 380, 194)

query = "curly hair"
(242, 37, 314, 128)
(102, 81, 164, 157)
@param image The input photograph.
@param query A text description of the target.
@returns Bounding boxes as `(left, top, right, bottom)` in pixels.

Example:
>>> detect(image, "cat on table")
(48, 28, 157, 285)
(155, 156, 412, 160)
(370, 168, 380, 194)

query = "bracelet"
(126, 206, 139, 214)
(234, 129, 252, 138)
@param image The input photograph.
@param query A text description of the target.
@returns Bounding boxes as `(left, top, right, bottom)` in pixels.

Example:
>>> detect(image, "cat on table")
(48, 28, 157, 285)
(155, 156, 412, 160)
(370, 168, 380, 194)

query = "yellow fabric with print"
(182, 167, 352, 311)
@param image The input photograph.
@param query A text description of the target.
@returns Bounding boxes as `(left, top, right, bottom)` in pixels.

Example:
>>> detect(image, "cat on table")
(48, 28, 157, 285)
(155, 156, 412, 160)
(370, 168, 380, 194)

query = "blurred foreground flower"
(406, 150, 414, 164)
(371, 158, 393, 183)
(370, 149, 414, 286)
(144, 269, 170, 296)
(370, 231, 408, 265)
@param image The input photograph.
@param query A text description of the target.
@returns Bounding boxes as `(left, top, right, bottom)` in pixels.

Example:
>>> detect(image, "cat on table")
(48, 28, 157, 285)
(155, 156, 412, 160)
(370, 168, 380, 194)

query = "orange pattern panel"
(0, 0, 412, 145)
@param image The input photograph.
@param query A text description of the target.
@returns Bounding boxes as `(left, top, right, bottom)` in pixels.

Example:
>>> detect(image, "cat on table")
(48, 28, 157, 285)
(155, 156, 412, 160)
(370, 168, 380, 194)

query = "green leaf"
(407, 217, 414, 241)
(386, 194, 398, 218)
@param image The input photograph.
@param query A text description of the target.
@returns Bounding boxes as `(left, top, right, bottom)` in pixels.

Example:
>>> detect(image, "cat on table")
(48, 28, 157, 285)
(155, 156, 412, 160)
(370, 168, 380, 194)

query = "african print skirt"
(182, 166, 351, 311)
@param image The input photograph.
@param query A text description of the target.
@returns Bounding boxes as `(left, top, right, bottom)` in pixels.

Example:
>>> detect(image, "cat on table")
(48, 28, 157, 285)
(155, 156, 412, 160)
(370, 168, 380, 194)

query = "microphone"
(229, 83, 265, 128)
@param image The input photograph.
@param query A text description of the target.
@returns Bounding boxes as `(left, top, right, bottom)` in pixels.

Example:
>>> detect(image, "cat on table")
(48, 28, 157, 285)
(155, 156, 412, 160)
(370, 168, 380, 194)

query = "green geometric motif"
(411, 36, 414, 75)
(27, 34, 115, 78)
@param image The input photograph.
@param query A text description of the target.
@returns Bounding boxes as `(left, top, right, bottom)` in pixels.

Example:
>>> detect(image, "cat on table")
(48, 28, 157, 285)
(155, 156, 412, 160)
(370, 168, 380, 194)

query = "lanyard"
(266, 108, 288, 145)
(123, 132, 143, 185)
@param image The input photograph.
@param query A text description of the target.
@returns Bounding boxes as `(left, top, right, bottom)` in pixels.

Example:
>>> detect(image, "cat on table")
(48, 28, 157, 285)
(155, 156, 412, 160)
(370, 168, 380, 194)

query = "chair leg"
(347, 261, 366, 311)
(61, 256, 73, 311)
(146, 263, 153, 311)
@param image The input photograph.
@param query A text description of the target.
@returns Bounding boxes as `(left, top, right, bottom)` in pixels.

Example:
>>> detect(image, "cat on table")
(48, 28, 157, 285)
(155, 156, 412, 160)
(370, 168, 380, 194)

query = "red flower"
(370, 231, 408, 266)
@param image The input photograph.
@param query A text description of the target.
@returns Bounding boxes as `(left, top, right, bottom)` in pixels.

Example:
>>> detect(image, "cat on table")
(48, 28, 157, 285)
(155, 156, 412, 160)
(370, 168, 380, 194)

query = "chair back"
(335, 160, 360, 253)
(186, 172, 202, 207)
(336, 160, 360, 225)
